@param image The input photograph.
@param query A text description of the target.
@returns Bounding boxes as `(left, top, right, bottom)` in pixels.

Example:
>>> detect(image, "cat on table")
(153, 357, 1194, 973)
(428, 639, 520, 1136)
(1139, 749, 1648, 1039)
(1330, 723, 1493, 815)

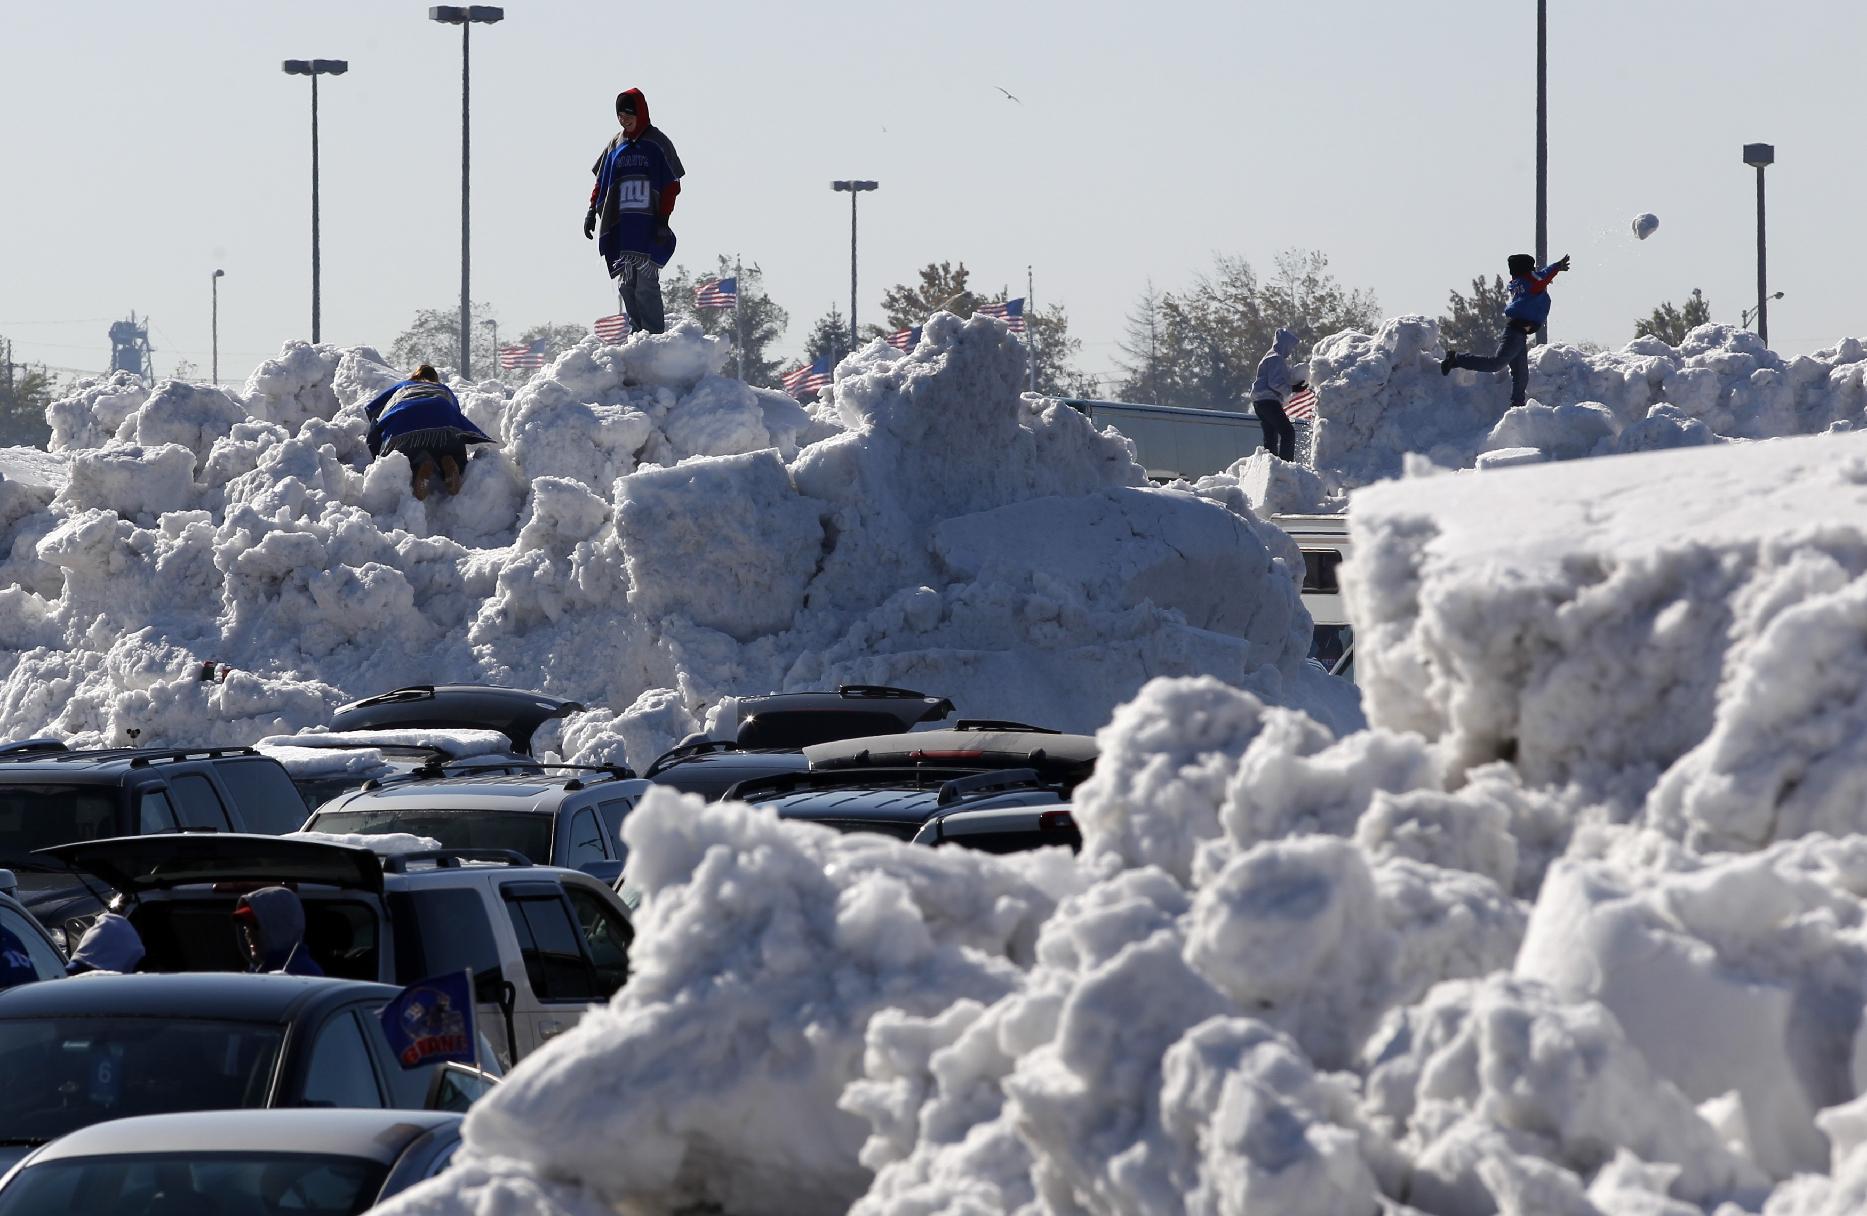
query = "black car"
(328, 685, 586, 756)
(645, 685, 954, 800)
(0, 972, 500, 1173)
(803, 725, 1099, 794)
(729, 766, 1072, 841)
(0, 744, 307, 949)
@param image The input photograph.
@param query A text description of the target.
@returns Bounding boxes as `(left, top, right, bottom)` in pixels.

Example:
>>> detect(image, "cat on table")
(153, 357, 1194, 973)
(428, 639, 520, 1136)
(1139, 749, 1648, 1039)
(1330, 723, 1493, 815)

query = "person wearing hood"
(363, 364, 498, 500)
(1250, 327, 1305, 462)
(584, 87, 685, 335)
(233, 887, 322, 977)
(65, 912, 145, 976)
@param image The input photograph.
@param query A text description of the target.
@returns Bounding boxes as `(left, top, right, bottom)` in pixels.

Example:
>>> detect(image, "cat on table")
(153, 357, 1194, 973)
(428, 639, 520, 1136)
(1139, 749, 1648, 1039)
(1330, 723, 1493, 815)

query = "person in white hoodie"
(1250, 327, 1305, 461)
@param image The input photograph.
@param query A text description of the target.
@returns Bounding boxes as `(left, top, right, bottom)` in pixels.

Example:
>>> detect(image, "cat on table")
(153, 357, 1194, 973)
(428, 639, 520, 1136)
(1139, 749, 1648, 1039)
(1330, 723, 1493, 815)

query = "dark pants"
(616, 261, 666, 335)
(1254, 400, 1296, 461)
(384, 428, 470, 469)
(1451, 324, 1532, 406)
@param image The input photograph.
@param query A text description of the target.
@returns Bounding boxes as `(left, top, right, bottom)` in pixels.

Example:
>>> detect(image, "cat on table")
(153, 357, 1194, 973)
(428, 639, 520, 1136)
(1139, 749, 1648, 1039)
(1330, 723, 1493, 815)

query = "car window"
(502, 892, 599, 1002)
(168, 773, 232, 831)
(387, 888, 503, 989)
(566, 807, 606, 865)
(300, 1010, 385, 1108)
(0, 1153, 387, 1216)
(0, 906, 64, 980)
(564, 886, 632, 998)
(136, 789, 179, 834)
(315, 809, 553, 864)
(596, 798, 633, 849)
(0, 784, 120, 851)
(215, 757, 310, 834)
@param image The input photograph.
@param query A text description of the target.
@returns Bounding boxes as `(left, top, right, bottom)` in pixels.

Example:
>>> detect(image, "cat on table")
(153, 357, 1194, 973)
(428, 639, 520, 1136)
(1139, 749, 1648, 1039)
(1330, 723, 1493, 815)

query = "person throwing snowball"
(584, 88, 685, 335)
(1442, 252, 1571, 408)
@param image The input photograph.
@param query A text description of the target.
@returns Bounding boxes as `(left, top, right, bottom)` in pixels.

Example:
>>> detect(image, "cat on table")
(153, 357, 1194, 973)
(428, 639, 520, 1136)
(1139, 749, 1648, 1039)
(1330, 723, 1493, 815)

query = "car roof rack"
(643, 739, 744, 777)
(520, 763, 638, 790)
(724, 765, 1056, 805)
(934, 768, 1049, 805)
(378, 848, 534, 873)
(953, 719, 1060, 734)
(0, 738, 69, 759)
(124, 747, 262, 768)
(835, 684, 934, 700)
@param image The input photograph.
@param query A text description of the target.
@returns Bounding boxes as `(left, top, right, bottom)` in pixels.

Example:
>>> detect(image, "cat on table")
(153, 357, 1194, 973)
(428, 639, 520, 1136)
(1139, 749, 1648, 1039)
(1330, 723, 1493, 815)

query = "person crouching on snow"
(363, 364, 497, 500)
(1441, 252, 1571, 408)
(1250, 327, 1307, 462)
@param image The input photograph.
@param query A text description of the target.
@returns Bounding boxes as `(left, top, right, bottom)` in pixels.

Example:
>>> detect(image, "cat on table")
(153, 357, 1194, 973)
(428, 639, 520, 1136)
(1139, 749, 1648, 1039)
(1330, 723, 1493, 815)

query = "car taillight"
(1038, 810, 1075, 832)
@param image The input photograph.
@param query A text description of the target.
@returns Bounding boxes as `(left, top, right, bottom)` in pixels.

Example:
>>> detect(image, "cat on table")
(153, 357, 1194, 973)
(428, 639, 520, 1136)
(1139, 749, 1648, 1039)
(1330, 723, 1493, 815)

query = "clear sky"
(2, 1, 1857, 389)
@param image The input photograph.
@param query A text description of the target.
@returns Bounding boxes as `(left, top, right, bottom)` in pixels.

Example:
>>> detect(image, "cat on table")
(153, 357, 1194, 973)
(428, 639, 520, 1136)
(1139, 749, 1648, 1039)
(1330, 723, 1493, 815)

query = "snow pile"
(0, 314, 1323, 762)
(1308, 317, 1867, 490)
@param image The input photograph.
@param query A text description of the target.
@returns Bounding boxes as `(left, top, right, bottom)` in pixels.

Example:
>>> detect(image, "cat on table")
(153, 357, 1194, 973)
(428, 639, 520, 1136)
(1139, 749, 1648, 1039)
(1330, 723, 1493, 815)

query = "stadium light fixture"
(281, 59, 348, 343)
(429, 6, 505, 377)
(831, 181, 880, 350)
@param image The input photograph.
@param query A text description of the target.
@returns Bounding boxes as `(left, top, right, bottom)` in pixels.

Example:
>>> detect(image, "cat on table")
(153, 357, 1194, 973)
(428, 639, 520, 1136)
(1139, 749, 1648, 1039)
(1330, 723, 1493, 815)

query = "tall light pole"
(1743, 143, 1775, 347)
(831, 180, 878, 350)
(1534, 0, 1547, 345)
(281, 59, 347, 343)
(211, 269, 225, 385)
(429, 6, 503, 380)
(1742, 292, 1783, 329)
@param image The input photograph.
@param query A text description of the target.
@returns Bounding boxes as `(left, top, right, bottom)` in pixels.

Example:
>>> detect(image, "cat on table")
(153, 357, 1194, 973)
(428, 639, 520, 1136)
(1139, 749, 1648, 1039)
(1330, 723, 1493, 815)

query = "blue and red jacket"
(1503, 264, 1564, 328)
(590, 87, 685, 272)
(363, 380, 495, 457)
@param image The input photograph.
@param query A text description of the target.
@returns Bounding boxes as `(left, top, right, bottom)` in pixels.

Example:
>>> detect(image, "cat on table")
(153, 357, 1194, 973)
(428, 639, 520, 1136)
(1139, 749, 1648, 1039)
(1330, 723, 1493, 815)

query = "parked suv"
(911, 803, 1083, 854)
(301, 767, 647, 881)
(40, 833, 635, 1069)
(730, 767, 1073, 841)
(0, 743, 307, 948)
(328, 685, 586, 756)
(257, 730, 544, 814)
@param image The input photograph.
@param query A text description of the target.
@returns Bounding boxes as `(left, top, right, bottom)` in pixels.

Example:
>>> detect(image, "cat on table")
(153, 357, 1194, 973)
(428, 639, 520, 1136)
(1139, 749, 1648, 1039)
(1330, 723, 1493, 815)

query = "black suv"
(0, 742, 307, 948)
(644, 685, 954, 800)
(328, 685, 585, 756)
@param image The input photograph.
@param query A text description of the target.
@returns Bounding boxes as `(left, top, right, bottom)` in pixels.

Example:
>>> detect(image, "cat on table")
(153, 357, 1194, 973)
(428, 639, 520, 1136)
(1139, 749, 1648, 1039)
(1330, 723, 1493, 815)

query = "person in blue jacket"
(363, 364, 497, 500)
(233, 887, 323, 977)
(1441, 252, 1572, 407)
(583, 87, 685, 336)
(1250, 327, 1306, 461)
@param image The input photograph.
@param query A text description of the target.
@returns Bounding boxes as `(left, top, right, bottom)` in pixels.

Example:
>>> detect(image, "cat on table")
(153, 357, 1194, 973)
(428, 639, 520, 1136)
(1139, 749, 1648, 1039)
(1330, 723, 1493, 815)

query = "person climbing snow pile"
(1251, 327, 1307, 462)
(1441, 252, 1572, 408)
(585, 87, 684, 336)
(363, 364, 498, 501)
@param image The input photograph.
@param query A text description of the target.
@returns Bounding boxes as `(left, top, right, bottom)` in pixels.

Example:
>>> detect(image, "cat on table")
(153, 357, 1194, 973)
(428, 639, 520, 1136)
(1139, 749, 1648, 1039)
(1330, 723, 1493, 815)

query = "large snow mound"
(0, 314, 1327, 765)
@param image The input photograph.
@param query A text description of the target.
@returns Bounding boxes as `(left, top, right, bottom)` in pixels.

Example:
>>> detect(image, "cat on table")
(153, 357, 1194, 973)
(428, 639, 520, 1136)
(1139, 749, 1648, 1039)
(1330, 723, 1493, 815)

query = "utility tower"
(108, 313, 154, 381)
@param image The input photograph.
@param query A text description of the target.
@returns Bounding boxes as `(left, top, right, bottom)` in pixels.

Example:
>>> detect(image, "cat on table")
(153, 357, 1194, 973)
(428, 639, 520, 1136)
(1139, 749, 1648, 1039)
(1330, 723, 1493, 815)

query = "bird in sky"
(995, 86, 1022, 104)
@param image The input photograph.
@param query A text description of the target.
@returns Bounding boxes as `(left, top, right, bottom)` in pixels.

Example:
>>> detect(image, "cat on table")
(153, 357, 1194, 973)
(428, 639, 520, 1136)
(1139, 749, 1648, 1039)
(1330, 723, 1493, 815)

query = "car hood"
(37, 834, 383, 897)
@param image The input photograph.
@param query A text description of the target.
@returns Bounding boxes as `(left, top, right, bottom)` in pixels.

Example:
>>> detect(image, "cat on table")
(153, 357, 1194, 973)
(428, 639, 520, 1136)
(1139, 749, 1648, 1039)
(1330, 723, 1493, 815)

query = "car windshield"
(0, 785, 120, 852)
(0, 1152, 387, 1216)
(309, 809, 553, 863)
(0, 1017, 285, 1143)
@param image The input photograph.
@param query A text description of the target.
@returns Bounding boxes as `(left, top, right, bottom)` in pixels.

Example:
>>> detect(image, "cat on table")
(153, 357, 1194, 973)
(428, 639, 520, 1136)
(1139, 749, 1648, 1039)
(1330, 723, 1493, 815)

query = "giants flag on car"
(1285, 385, 1318, 420)
(379, 971, 477, 1069)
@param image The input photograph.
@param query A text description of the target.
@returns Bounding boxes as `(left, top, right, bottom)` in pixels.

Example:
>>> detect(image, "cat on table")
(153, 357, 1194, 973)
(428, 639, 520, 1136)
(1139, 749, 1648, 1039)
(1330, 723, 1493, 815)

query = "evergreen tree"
(1022, 301, 1097, 397)
(512, 323, 591, 360)
(876, 261, 976, 334)
(661, 256, 790, 385)
(1115, 282, 1172, 403)
(1634, 288, 1712, 347)
(0, 343, 54, 446)
(803, 306, 853, 368)
(1437, 274, 1511, 357)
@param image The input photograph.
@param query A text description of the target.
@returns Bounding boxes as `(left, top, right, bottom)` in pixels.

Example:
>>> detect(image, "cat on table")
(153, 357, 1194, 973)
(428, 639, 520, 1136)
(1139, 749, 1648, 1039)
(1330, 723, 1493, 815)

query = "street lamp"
(1535, 0, 1548, 344)
(211, 269, 225, 385)
(831, 180, 879, 350)
(1743, 142, 1775, 347)
(1741, 291, 1784, 330)
(281, 59, 347, 343)
(429, 6, 504, 379)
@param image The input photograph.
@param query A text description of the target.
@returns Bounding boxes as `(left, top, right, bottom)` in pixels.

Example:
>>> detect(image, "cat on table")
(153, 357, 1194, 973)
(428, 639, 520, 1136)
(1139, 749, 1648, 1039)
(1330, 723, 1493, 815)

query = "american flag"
(593, 313, 631, 343)
(1286, 385, 1318, 420)
(782, 357, 832, 399)
(695, 277, 738, 309)
(498, 341, 549, 371)
(978, 297, 1026, 335)
(885, 326, 921, 353)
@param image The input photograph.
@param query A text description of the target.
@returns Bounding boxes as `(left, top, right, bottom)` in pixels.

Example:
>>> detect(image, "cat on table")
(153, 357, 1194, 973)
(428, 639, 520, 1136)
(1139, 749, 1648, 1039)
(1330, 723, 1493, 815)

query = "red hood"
(617, 87, 650, 133)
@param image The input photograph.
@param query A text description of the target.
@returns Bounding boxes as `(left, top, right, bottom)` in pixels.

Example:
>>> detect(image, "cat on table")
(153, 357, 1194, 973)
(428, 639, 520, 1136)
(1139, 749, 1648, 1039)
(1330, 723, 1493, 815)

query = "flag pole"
(1026, 265, 1038, 395)
(734, 256, 745, 381)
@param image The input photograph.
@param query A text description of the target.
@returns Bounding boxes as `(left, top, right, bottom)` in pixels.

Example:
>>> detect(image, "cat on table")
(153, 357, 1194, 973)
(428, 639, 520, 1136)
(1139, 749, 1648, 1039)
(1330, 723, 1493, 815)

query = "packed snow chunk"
(1347, 429, 1867, 809)
(45, 370, 148, 452)
(1361, 974, 1766, 1215)
(615, 449, 826, 642)
(115, 380, 249, 463)
(555, 686, 700, 771)
(1481, 400, 1617, 463)
(437, 789, 1071, 1216)
(1517, 835, 1867, 1178)
(1211, 448, 1339, 517)
(58, 443, 198, 524)
(242, 340, 343, 429)
(1355, 785, 1519, 891)
(285, 830, 442, 855)
(1633, 212, 1660, 240)
(1374, 857, 1526, 1009)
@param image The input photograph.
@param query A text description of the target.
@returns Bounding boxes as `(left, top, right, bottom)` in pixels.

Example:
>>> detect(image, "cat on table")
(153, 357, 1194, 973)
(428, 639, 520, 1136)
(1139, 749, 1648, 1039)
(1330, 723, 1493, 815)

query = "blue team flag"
(379, 971, 477, 1069)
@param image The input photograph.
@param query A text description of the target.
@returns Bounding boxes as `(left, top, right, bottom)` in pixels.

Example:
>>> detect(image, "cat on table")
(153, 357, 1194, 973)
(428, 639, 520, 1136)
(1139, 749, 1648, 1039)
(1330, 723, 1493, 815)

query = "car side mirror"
(577, 860, 625, 884)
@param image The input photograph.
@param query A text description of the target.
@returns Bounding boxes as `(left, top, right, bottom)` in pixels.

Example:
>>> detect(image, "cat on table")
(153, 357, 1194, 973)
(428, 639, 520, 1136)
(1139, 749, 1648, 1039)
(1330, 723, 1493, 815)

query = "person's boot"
(440, 455, 463, 496)
(1440, 351, 1457, 376)
(411, 459, 436, 501)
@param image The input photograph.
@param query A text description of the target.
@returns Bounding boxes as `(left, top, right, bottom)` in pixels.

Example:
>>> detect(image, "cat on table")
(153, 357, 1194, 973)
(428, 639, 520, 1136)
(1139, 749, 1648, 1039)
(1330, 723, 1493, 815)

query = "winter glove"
(1553, 254, 1572, 273)
(583, 210, 597, 240)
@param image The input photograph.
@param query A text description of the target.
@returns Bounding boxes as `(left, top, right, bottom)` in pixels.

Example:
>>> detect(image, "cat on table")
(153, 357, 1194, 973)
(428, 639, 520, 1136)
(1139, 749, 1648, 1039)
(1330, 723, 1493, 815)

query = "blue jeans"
(616, 260, 666, 335)
(1452, 324, 1531, 405)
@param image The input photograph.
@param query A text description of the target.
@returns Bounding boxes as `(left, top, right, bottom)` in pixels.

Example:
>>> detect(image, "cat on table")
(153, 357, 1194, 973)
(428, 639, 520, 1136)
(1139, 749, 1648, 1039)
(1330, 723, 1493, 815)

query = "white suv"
(40, 834, 634, 1069)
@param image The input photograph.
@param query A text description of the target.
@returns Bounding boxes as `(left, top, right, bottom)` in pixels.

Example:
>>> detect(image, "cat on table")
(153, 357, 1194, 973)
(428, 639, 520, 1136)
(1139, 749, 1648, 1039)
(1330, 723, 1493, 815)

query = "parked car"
(301, 767, 647, 881)
(645, 685, 955, 800)
(729, 766, 1072, 841)
(803, 724, 1099, 794)
(327, 685, 586, 756)
(257, 729, 543, 814)
(0, 744, 307, 950)
(0, 973, 498, 1174)
(911, 802, 1083, 854)
(0, 870, 65, 983)
(38, 833, 636, 1069)
(1272, 511, 1356, 684)
(0, 1108, 464, 1215)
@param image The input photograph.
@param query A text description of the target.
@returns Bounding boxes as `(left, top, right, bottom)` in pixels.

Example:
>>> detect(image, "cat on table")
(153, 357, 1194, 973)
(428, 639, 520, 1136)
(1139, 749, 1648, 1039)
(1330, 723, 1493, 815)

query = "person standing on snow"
(1250, 327, 1307, 462)
(584, 87, 685, 336)
(233, 887, 323, 976)
(363, 364, 497, 501)
(1441, 252, 1572, 408)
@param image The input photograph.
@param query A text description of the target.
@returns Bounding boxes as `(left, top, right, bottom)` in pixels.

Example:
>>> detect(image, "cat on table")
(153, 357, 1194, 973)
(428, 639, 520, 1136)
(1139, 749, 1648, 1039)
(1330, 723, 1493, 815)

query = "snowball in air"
(1632, 213, 1660, 241)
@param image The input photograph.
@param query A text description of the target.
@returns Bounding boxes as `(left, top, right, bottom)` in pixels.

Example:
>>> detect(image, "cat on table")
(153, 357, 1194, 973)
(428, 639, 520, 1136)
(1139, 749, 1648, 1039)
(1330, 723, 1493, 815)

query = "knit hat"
(615, 91, 639, 115)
